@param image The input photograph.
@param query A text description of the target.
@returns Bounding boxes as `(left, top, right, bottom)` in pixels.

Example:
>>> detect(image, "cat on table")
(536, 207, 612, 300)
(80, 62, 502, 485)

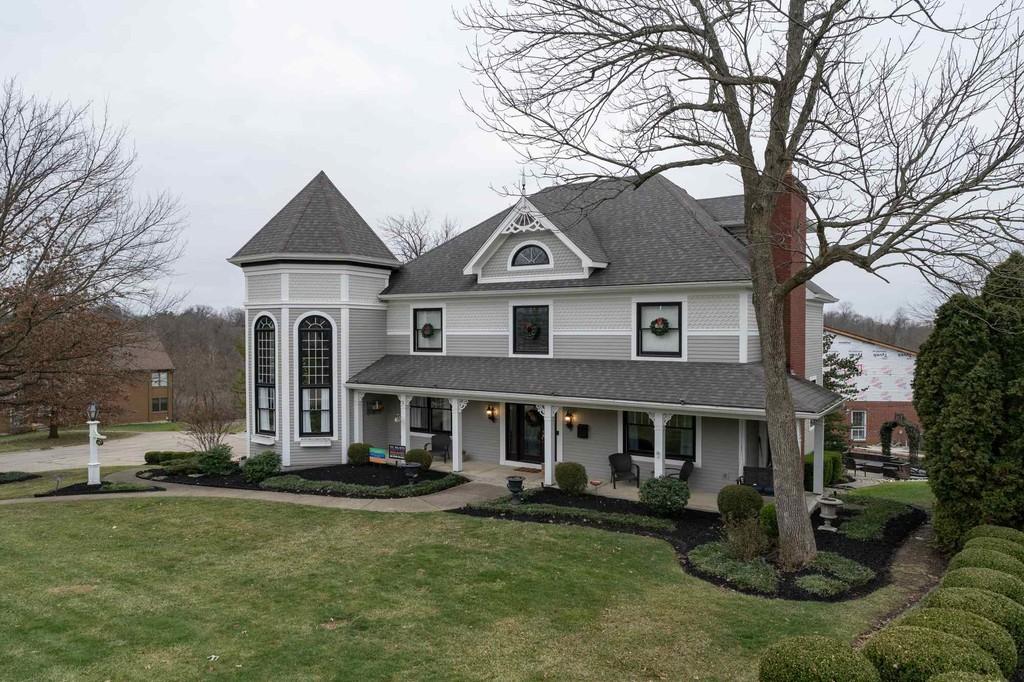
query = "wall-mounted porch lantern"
(366, 399, 383, 414)
(563, 410, 575, 431)
(485, 404, 497, 422)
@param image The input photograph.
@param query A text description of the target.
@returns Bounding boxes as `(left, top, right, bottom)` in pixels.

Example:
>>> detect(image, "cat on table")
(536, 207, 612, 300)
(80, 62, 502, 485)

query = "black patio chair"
(609, 452, 640, 489)
(665, 460, 695, 482)
(737, 466, 774, 495)
(429, 433, 451, 464)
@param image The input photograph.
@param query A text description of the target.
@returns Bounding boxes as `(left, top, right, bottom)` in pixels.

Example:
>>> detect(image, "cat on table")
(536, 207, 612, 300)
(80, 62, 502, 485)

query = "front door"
(505, 403, 550, 464)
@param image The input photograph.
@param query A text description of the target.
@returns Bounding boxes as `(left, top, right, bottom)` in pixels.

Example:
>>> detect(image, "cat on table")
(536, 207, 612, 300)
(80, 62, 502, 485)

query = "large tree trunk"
(749, 200, 817, 569)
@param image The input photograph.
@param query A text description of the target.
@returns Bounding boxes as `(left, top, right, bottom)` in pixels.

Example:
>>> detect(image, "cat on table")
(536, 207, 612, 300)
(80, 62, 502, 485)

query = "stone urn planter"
(817, 495, 844, 532)
(506, 475, 526, 504)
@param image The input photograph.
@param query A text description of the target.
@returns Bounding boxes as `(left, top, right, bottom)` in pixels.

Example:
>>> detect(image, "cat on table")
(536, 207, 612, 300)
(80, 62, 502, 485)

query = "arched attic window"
(511, 243, 550, 267)
(254, 316, 276, 435)
(298, 315, 332, 436)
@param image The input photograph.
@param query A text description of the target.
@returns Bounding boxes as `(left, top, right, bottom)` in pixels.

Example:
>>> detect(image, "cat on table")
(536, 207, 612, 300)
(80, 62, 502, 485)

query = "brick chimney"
(770, 170, 807, 377)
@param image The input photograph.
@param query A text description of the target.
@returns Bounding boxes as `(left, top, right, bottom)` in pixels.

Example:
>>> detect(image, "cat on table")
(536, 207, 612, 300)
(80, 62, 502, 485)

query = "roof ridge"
(654, 176, 751, 274)
(280, 175, 321, 253)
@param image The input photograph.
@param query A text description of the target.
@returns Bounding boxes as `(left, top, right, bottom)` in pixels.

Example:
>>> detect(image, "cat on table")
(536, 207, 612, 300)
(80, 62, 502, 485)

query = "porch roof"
(347, 355, 843, 419)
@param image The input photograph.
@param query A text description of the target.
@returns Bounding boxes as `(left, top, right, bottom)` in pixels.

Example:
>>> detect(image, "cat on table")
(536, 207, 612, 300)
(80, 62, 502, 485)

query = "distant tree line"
(824, 304, 932, 351)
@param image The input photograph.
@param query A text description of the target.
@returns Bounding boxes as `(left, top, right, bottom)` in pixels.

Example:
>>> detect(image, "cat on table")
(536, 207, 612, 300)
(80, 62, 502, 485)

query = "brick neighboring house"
(825, 326, 918, 447)
(114, 337, 176, 424)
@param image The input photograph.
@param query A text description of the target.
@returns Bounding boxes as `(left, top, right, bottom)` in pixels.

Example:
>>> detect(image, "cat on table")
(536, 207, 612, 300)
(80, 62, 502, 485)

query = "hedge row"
(259, 473, 467, 499)
(759, 523, 1024, 682)
(803, 451, 845, 491)
(143, 450, 196, 465)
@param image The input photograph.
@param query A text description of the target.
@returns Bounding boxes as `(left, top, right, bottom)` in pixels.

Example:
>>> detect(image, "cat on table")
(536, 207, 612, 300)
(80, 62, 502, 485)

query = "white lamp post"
(85, 402, 107, 486)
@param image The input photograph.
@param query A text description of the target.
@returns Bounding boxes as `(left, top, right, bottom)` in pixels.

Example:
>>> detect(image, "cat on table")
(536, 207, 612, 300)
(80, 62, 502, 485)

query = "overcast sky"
(2, 1, 932, 318)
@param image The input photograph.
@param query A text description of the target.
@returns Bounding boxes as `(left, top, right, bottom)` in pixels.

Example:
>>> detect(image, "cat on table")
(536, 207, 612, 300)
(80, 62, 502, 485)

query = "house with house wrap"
(230, 171, 843, 496)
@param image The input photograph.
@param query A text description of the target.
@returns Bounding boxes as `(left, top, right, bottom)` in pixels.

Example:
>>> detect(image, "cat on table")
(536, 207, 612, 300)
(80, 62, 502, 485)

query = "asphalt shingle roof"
(697, 194, 745, 226)
(383, 176, 752, 295)
(348, 355, 842, 416)
(231, 171, 399, 266)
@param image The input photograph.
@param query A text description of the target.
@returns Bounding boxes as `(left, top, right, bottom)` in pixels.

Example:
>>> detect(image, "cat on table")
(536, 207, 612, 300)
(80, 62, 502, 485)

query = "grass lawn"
(0, 429, 134, 455)
(853, 481, 935, 510)
(0, 499, 921, 681)
(104, 422, 183, 432)
(0, 466, 144, 500)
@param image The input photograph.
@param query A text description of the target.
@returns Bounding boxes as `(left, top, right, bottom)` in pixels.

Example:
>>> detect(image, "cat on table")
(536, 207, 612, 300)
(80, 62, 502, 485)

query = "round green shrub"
(198, 444, 236, 476)
(965, 524, 1024, 548)
(758, 635, 879, 682)
(862, 625, 1001, 682)
(926, 673, 1004, 682)
(760, 503, 779, 538)
(242, 451, 281, 483)
(948, 547, 1024, 581)
(966, 536, 1024, 564)
(898, 607, 1017, 677)
(554, 462, 587, 495)
(403, 449, 432, 471)
(942, 567, 1024, 607)
(639, 476, 690, 516)
(924, 586, 1024, 645)
(144, 450, 195, 465)
(717, 484, 763, 522)
(348, 442, 370, 465)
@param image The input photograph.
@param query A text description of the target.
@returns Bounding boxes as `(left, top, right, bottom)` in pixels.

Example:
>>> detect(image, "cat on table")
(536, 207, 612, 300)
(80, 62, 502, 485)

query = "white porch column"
(398, 394, 412, 449)
(737, 419, 747, 478)
(349, 391, 365, 463)
(813, 416, 826, 494)
(450, 398, 468, 472)
(537, 404, 557, 485)
(646, 411, 669, 478)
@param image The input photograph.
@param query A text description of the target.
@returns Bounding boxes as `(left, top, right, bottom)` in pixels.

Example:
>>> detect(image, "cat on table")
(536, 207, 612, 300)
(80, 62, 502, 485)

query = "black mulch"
(35, 482, 165, 497)
(453, 486, 927, 602)
(142, 463, 451, 491)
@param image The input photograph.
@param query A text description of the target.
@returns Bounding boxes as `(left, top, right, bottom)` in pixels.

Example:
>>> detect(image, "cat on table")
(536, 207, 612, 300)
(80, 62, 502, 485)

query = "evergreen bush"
(242, 451, 281, 483)
(717, 484, 763, 522)
(639, 476, 690, 516)
(554, 462, 588, 495)
(758, 635, 879, 682)
(348, 442, 371, 465)
(862, 625, 1000, 682)
(897, 607, 1017, 678)
(403, 449, 432, 471)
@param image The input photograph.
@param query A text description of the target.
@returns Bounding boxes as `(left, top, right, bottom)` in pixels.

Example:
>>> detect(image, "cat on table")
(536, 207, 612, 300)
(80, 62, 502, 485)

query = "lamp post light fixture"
(85, 402, 107, 486)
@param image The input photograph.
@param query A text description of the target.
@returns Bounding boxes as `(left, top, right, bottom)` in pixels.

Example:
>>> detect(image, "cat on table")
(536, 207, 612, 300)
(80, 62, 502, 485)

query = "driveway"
(0, 431, 248, 472)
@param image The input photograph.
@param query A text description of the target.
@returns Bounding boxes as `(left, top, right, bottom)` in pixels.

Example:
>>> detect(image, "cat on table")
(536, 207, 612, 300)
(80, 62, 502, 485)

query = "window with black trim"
(511, 244, 550, 267)
(298, 315, 332, 436)
(513, 305, 549, 355)
(623, 412, 696, 461)
(410, 397, 451, 434)
(254, 315, 276, 435)
(151, 397, 168, 413)
(413, 308, 443, 353)
(637, 302, 682, 357)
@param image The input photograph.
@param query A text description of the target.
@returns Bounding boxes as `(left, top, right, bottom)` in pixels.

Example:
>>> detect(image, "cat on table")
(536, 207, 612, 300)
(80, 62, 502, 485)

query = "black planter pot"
(506, 475, 525, 504)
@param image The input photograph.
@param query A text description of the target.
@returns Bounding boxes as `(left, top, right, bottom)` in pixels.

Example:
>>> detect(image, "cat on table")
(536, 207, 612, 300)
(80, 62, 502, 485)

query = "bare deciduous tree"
(459, 0, 1024, 566)
(181, 390, 237, 452)
(0, 81, 182, 405)
(379, 210, 460, 261)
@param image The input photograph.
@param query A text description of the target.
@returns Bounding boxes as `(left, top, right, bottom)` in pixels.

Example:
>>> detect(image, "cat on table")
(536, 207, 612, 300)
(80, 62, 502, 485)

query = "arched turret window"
(253, 316, 276, 435)
(298, 315, 332, 436)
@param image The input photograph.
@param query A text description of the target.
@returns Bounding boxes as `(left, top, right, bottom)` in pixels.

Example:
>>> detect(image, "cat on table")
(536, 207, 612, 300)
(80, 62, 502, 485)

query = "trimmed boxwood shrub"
(242, 451, 281, 483)
(403, 449, 432, 471)
(966, 535, 1024, 564)
(639, 476, 690, 516)
(862, 625, 1001, 682)
(144, 450, 195, 465)
(758, 635, 879, 682)
(926, 673, 1004, 682)
(717, 484, 763, 522)
(948, 546, 1024, 581)
(965, 524, 1024, 548)
(924, 586, 1024, 645)
(348, 442, 370, 465)
(159, 457, 201, 475)
(554, 462, 588, 495)
(260, 473, 467, 499)
(803, 451, 844, 490)
(942, 566, 1024, 607)
(898, 607, 1017, 677)
(760, 503, 778, 538)
(198, 444, 236, 476)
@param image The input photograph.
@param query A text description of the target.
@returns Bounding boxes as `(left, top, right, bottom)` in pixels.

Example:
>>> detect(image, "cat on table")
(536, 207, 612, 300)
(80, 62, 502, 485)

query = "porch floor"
(433, 459, 819, 513)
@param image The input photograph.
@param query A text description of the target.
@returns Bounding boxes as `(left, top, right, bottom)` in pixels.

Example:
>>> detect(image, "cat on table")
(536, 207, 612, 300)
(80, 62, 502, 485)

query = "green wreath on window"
(420, 323, 435, 338)
(649, 317, 671, 336)
(523, 321, 541, 339)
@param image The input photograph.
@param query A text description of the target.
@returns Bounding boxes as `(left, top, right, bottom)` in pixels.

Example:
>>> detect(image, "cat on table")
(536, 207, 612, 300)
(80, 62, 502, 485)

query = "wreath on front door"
(523, 321, 541, 339)
(649, 317, 671, 336)
(525, 408, 544, 427)
(420, 322, 435, 338)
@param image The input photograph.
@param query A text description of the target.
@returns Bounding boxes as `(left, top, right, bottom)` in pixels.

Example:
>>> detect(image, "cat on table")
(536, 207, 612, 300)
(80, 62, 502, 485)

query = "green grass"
(852, 481, 935, 510)
(0, 429, 133, 455)
(104, 421, 183, 432)
(0, 466, 142, 500)
(688, 540, 781, 594)
(0, 498, 919, 681)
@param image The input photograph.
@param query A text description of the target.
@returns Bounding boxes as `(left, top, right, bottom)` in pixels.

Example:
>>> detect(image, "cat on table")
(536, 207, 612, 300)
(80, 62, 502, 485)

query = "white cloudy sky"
(2, 0, 933, 317)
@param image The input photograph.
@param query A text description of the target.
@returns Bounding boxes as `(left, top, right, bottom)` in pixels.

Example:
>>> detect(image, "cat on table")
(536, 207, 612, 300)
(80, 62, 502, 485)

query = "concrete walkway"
(0, 432, 247, 473)
(0, 467, 508, 513)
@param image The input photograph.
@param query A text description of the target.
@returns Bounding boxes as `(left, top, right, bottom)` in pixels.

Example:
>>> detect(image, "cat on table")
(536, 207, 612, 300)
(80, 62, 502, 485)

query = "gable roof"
(383, 175, 752, 296)
(122, 335, 174, 371)
(229, 171, 399, 268)
(697, 194, 745, 227)
(825, 326, 918, 356)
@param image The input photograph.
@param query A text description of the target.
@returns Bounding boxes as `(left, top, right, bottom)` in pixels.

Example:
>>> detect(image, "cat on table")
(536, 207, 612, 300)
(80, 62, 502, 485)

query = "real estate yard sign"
(369, 445, 407, 465)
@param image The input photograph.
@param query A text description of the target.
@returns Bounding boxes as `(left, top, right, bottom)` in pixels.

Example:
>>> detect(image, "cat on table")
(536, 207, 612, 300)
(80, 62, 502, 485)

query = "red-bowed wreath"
(649, 317, 671, 336)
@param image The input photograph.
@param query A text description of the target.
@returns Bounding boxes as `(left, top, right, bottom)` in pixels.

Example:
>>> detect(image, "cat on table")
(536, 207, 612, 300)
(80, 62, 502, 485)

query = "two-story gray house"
(230, 171, 841, 497)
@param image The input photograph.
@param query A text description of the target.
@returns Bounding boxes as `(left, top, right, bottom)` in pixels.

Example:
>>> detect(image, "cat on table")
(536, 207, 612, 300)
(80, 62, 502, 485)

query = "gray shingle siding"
(385, 334, 409, 355)
(688, 336, 740, 362)
(448, 335, 508, 357)
(553, 335, 630, 360)
(480, 231, 585, 279)
(805, 300, 824, 382)
(247, 274, 281, 302)
(463, 401, 500, 463)
(349, 308, 386, 374)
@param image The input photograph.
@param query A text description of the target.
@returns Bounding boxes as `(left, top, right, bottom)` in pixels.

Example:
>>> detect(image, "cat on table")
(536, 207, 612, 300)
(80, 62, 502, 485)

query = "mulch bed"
(143, 463, 451, 491)
(453, 487, 927, 602)
(35, 482, 165, 497)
